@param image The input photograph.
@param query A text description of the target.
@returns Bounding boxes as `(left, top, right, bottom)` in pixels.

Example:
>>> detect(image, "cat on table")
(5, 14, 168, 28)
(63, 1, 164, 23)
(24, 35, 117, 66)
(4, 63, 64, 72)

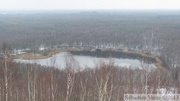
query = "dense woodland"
(0, 10, 180, 101)
(0, 11, 180, 49)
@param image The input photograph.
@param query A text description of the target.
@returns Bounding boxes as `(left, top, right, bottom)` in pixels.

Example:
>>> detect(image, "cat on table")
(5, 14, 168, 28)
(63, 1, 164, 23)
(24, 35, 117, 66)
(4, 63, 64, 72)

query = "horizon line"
(1, 8, 180, 11)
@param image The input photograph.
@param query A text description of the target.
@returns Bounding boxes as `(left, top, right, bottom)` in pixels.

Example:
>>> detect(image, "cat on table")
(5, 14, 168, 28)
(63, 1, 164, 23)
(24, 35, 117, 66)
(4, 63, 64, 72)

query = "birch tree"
(2, 43, 12, 101)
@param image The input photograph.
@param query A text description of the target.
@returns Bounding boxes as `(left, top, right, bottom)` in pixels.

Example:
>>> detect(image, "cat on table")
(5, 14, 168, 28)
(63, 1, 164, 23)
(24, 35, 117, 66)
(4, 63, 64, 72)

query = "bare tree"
(1, 42, 12, 101)
(64, 53, 78, 101)
(94, 60, 115, 101)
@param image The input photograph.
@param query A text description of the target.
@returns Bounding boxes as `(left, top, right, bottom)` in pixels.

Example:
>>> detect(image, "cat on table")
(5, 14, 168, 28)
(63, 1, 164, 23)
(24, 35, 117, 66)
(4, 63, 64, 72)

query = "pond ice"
(14, 52, 156, 70)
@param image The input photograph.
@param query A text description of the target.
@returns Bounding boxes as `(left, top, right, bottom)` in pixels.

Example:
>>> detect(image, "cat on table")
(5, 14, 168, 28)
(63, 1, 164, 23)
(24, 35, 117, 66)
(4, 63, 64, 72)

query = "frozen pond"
(14, 52, 156, 70)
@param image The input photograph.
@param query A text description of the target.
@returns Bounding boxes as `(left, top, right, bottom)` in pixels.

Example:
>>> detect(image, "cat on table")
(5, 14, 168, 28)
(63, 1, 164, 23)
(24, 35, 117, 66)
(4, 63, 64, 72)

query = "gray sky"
(0, 0, 180, 10)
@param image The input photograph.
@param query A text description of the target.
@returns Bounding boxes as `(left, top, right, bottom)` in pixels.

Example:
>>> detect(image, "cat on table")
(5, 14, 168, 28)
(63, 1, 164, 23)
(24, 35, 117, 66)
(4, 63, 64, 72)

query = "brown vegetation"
(0, 59, 179, 101)
(15, 50, 60, 60)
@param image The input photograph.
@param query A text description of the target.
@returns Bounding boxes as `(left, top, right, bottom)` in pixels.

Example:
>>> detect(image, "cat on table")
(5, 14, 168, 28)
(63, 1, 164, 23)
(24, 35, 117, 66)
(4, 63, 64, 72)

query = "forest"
(0, 10, 180, 101)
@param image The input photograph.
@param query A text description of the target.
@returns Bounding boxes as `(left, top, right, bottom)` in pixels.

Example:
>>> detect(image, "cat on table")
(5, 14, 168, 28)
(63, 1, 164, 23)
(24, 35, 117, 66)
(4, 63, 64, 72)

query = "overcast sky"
(0, 0, 180, 10)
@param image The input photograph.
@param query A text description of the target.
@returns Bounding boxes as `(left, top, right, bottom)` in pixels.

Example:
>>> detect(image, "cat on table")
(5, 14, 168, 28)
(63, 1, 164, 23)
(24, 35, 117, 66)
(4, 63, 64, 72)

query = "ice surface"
(14, 52, 156, 70)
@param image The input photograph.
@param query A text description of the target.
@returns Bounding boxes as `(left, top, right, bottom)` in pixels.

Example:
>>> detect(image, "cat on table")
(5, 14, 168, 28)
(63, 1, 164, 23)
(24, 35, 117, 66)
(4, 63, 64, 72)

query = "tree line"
(0, 44, 180, 101)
